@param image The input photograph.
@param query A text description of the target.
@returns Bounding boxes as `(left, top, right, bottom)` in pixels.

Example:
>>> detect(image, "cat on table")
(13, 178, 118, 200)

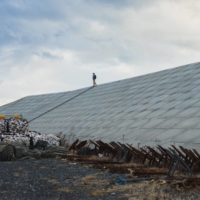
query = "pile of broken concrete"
(0, 117, 60, 146)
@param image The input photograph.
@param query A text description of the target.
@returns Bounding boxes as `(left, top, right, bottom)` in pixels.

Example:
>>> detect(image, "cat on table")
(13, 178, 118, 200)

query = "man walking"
(92, 73, 97, 86)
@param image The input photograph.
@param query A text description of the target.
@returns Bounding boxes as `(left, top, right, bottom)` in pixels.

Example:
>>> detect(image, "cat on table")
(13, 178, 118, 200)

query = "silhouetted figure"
(29, 137, 34, 150)
(92, 73, 97, 86)
(6, 120, 9, 132)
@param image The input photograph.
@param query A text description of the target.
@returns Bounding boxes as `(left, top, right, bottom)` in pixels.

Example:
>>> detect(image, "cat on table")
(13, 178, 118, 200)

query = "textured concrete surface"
(1, 62, 200, 150)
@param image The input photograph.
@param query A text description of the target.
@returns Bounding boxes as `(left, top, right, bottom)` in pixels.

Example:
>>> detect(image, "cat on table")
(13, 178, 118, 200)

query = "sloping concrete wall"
(1, 62, 200, 150)
(0, 88, 87, 121)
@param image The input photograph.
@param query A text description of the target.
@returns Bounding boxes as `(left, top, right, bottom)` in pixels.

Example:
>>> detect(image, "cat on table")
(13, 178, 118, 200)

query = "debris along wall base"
(64, 138, 200, 175)
(0, 114, 61, 146)
(59, 138, 200, 189)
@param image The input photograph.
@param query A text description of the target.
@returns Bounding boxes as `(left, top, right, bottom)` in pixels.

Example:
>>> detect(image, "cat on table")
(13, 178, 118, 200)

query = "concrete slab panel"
(141, 119, 165, 128)
(176, 92, 196, 101)
(162, 93, 182, 102)
(128, 119, 150, 128)
(175, 107, 200, 118)
(125, 105, 141, 112)
(159, 109, 182, 118)
(156, 118, 183, 128)
(136, 129, 167, 140)
(145, 110, 167, 118)
(191, 134, 200, 144)
(173, 118, 200, 128)
(147, 102, 167, 110)
(162, 101, 182, 110)
(117, 120, 136, 128)
(175, 99, 199, 109)
(192, 85, 200, 91)
(134, 104, 153, 111)
(149, 95, 169, 103)
(133, 110, 152, 118)
(171, 129, 200, 143)
(178, 85, 197, 93)
(126, 129, 149, 140)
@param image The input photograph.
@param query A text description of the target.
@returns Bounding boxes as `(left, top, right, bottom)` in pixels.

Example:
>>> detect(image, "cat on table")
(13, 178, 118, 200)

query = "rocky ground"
(0, 158, 200, 200)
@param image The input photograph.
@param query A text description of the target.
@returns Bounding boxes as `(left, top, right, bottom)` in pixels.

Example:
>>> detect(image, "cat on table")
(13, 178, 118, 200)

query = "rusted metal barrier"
(60, 154, 124, 164)
(66, 139, 200, 176)
(65, 139, 200, 189)
(68, 139, 88, 151)
(165, 149, 192, 177)
(93, 164, 168, 175)
(68, 139, 79, 151)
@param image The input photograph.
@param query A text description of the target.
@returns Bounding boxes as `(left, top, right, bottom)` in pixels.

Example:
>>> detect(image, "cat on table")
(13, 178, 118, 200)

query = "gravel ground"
(0, 158, 127, 200)
(1, 158, 200, 200)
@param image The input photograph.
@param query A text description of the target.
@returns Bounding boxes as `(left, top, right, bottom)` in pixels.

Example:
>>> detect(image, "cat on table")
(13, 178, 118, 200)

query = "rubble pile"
(31, 132, 61, 146)
(0, 114, 66, 161)
(9, 118, 29, 134)
(2, 131, 61, 146)
(0, 118, 6, 133)
(0, 115, 29, 135)
(0, 115, 60, 146)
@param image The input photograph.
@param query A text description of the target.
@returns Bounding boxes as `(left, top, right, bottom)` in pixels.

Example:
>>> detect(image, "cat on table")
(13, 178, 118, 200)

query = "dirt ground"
(0, 158, 200, 200)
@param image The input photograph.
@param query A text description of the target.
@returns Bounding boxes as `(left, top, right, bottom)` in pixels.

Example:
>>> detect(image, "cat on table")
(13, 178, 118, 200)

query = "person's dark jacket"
(93, 74, 96, 80)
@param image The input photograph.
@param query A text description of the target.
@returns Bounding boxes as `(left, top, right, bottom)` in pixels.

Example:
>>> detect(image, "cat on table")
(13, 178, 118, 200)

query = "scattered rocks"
(0, 117, 60, 146)
(0, 158, 127, 200)
(0, 158, 199, 200)
(2, 131, 60, 146)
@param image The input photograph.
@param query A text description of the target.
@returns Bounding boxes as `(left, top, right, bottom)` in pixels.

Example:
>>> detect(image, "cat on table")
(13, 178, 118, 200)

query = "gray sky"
(1, 0, 200, 106)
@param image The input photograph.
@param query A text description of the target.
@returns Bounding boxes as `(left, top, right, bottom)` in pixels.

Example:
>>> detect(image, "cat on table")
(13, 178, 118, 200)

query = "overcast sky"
(1, 0, 200, 106)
